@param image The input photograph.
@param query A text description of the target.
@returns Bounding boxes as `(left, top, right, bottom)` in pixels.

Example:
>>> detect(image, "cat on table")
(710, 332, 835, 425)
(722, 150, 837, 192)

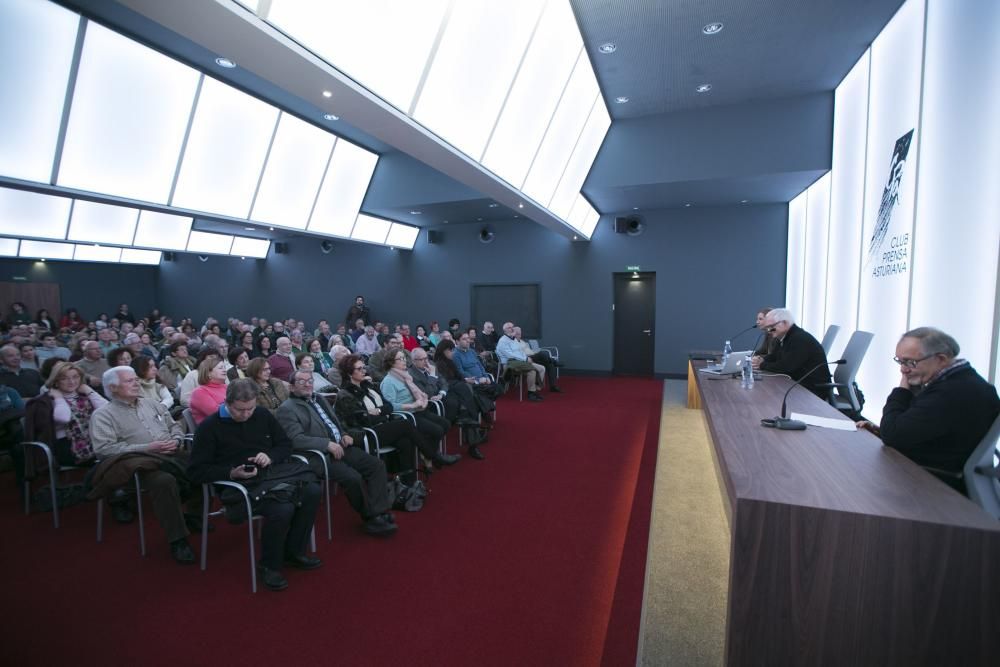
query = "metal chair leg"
(133, 472, 146, 557)
(200, 485, 210, 571)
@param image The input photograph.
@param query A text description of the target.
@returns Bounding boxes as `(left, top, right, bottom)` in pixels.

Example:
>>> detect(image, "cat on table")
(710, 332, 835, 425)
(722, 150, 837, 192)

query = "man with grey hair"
(496, 322, 544, 401)
(90, 365, 198, 564)
(354, 325, 381, 357)
(750, 308, 830, 397)
(268, 336, 296, 383)
(367, 334, 409, 383)
(0, 344, 43, 398)
(857, 327, 999, 493)
(76, 340, 111, 389)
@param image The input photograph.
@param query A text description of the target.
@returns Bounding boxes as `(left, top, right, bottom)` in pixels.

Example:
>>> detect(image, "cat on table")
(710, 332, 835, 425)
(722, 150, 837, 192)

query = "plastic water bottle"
(741, 355, 755, 389)
(721, 340, 732, 368)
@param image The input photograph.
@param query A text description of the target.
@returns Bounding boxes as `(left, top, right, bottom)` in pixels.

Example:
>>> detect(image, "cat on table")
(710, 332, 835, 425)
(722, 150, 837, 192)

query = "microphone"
(726, 323, 758, 346)
(762, 359, 846, 430)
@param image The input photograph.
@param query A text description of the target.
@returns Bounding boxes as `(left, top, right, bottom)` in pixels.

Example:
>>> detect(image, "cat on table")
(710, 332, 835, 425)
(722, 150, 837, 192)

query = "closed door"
(613, 272, 655, 375)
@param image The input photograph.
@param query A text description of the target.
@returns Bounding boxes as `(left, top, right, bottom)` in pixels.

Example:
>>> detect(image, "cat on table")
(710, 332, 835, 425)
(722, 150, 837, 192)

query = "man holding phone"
(189, 379, 322, 591)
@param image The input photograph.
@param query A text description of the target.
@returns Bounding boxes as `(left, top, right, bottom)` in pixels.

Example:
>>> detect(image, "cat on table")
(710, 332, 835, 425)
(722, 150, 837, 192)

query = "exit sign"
(626, 265, 640, 271)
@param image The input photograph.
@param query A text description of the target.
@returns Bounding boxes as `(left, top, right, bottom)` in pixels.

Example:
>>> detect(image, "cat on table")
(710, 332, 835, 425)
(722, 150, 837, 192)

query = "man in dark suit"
(276, 369, 396, 536)
(857, 327, 1000, 493)
(750, 308, 830, 397)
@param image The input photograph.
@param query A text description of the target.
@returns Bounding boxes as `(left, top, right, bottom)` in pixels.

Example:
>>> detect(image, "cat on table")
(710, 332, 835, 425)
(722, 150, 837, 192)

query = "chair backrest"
(820, 325, 841, 355)
(528, 339, 540, 352)
(963, 413, 1000, 520)
(831, 330, 874, 412)
(181, 408, 197, 435)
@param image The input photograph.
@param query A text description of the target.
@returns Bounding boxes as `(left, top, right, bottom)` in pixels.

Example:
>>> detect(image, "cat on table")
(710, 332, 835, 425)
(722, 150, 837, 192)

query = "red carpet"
(1, 376, 661, 666)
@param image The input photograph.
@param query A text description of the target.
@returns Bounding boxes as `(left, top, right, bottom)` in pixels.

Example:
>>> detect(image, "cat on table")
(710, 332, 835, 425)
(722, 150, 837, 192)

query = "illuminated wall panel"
(855, 0, 925, 410)
(785, 191, 807, 318)
(908, 0, 1000, 373)
(309, 140, 378, 238)
(0, 188, 70, 239)
(801, 172, 831, 335)
(67, 200, 138, 245)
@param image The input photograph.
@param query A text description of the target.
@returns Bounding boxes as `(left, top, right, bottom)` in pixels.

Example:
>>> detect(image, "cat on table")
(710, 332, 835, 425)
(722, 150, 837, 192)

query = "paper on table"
(789, 412, 857, 431)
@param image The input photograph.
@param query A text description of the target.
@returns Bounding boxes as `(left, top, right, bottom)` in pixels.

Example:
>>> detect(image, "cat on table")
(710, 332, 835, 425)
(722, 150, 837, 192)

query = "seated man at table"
(276, 370, 396, 536)
(856, 327, 1000, 493)
(189, 379, 323, 591)
(750, 308, 830, 398)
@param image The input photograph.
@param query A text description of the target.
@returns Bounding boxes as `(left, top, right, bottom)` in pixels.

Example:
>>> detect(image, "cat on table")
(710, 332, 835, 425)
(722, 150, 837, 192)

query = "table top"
(692, 361, 1000, 531)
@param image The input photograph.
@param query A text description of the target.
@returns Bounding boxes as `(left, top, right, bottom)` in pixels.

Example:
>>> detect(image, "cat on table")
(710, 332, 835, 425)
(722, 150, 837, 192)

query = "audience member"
(44, 361, 108, 466)
(428, 321, 443, 347)
(19, 342, 39, 371)
(277, 369, 396, 537)
(179, 351, 220, 408)
(59, 308, 86, 332)
(227, 348, 250, 381)
(355, 325, 381, 357)
(114, 303, 136, 325)
(0, 344, 43, 398)
(753, 306, 778, 357)
(308, 338, 335, 376)
(107, 347, 133, 369)
(157, 341, 195, 393)
(76, 340, 110, 390)
(189, 358, 229, 424)
(247, 357, 289, 414)
(344, 295, 371, 328)
(132, 355, 173, 409)
(380, 349, 452, 454)
(6, 302, 31, 325)
(35, 309, 56, 332)
(189, 379, 322, 591)
(513, 326, 562, 393)
(495, 322, 544, 402)
(400, 324, 419, 352)
(268, 336, 297, 383)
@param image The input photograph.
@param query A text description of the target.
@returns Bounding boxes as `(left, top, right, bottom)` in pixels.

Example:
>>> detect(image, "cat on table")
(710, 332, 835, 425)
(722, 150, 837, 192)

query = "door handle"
(642, 329, 652, 334)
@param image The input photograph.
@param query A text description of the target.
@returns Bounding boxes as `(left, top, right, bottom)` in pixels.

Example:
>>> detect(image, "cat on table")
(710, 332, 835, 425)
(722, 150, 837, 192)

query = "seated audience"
(189, 357, 229, 424)
(296, 353, 334, 393)
(90, 366, 199, 564)
(514, 326, 562, 393)
(750, 308, 830, 397)
(367, 334, 410, 384)
(268, 336, 297, 383)
(327, 344, 350, 387)
(308, 338, 335, 376)
(35, 331, 71, 363)
(479, 321, 499, 352)
(19, 342, 39, 371)
(44, 361, 108, 466)
(428, 321, 443, 347)
(857, 327, 1000, 493)
(247, 357, 289, 414)
(414, 324, 432, 351)
(132, 355, 173, 409)
(237, 330, 255, 358)
(227, 347, 250, 381)
(0, 344, 43, 398)
(400, 324, 419, 352)
(256, 333, 273, 359)
(380, 348, 452, 455)
(76, 340, 111, 390)
(495, 322, 544, 402)
(157, 340, 195, 393)
(355, 325, 381, 357)
(6, 301, 31, 325)
(335, 354, 458, 481)
(421, 343, 489, 460)
(138, 332, 159, 361)
(276, 369, 396, 536)
(59, 307, 86, 332)
(107, 347, 133, 370)
(179, 351, 220, 408)
(188, 379, 323, 591)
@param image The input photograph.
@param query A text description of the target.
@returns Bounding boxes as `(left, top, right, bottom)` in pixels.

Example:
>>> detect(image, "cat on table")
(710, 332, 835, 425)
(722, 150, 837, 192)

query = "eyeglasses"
(892, 354, 935, 369)
(294, 378, 314, 385)
(353, 365, 366, 372)
(763, 322, 784, 333)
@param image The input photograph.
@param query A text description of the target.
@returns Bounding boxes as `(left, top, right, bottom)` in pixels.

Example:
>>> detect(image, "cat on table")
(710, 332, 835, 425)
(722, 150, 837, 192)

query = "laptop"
(698, 350, 751, 375)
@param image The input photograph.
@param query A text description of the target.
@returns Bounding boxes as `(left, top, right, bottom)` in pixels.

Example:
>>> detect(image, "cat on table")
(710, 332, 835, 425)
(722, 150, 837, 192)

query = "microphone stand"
(762, 359, 846, 430)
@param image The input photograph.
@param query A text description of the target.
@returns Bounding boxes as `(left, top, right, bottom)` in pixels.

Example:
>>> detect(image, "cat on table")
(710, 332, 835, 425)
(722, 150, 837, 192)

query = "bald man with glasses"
(857, 327, 999, 493)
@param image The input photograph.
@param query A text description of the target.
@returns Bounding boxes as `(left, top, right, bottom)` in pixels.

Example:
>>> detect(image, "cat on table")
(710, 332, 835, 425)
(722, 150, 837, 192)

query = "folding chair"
(95, 471, 148, 556)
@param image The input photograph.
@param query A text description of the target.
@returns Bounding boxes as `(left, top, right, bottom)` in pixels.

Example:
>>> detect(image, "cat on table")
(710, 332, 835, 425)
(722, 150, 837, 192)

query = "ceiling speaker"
(626, 217, 645, 236)
(479, 227, 495, 244)
(614, 216, 628, 234)
(163, 252, 176, 262)
(320, 240, 334, 254)
(274, 242, 289, 254)
(427, 229, 443, 244)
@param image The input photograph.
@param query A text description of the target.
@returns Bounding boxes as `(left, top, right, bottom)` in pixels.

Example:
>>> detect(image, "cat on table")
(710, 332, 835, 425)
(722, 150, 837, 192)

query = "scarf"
(64, 392, 97, 463)
(138, 378, 162, 402)
(389, 367, 427, 403)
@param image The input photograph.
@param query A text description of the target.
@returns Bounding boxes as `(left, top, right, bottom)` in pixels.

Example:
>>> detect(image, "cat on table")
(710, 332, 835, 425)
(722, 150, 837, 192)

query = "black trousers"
(256, 481, 321, 570)
(369, 418, 429, 484)
(327, 445, 391, 520)
(413, 410, 450, 446)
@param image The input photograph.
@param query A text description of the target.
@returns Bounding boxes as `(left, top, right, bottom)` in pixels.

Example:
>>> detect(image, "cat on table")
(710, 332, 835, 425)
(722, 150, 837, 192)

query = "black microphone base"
(775, 418, 806, 431)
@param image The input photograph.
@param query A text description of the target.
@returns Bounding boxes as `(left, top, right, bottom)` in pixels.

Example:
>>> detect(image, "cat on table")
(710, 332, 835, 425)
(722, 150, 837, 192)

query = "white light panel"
(385, 223, 419, 250)
(521, 52, 599, 203)
(172, 76, 279, 218)
(413, 0, 542, 159)
(825, 49, 870, 346)
(565, 194, 588, 231)
(67, 200, 139, 245)
(548, 97, 611, 221)
(481, 0, 582, 185)
(120, 248, 161, 265)
(19, 239, 74, 260)
(801, 173, 831, 335)
(0, 239, 19, 256)
(133, 210, 193, 251)
(350, 214, 391, 244)
(909, 0, 1000, 373)
(230, 236, 270, 258)
(786, 191, 807, 318)
(186, 230, 234, 255)
(266, 0, 449, 112)
(74, 244, 122, 263)
(0, 188, 70, 239)
(57, 22, 200, 203)
(309, 140, 378, 237)
(0, 0, 78, 183)
(579, 205, 600, 239)
(251, 112, 335, 229)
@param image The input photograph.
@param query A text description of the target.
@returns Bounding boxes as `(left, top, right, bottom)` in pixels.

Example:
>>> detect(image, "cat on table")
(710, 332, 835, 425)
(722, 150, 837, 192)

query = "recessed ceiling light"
(410, 210, 421, 215)
(615, 96, 630, 104)
(684, 203, 692, 207)
(323, 114, 339, 122)
(268, 227, 274, 231)
(702, 22, 724, 35)
(740, 199, 748, 204)
(244, 227, 254, 231)
(215, 57, 236, 68)
(39, 258, 46, 262)
(488, 203, 498, 208)
(598, 42, 617, 54)
(477, 217, 483, 221)
(240, 256, 246, 260)
(696, 83, 712, 93)
(573, 235, 578, 241)
(322, 90, 333, 98)
(443, 220, 449, 224)
(517, 203, 524, 208)
(632, 207, 639, 211)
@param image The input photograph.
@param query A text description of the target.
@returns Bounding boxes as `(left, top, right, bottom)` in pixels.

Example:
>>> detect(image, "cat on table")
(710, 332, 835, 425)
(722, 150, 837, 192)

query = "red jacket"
(401, 335, 420, 352)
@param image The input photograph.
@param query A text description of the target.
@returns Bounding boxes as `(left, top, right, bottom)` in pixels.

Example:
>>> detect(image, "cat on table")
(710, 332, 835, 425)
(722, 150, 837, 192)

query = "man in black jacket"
(276, 370, 396, 537)
(857, 327, 1000, 493)
(189, 379, 322, 591)
(751, 308, 830, 397)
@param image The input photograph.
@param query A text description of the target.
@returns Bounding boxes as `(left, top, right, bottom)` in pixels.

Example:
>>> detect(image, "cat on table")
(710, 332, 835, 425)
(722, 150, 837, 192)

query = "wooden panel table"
(692, 363, 1000, 665)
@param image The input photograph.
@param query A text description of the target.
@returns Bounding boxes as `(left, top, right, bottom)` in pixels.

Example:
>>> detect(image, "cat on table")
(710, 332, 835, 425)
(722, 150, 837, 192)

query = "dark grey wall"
(0, 258, 158, 322)
(154, 204, 787, 375)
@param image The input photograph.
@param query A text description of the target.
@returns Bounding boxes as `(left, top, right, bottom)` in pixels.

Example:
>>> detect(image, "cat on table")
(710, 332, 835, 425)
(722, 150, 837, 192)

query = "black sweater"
(880, 363, 999, 475)
(760, 324, 831, 398)
(188, 407, 292, 483)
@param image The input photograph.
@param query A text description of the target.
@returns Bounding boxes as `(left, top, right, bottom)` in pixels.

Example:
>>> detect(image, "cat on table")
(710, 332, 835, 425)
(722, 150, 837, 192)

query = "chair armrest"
(920, 464, 963, 480)
(393, 411, 417, 426)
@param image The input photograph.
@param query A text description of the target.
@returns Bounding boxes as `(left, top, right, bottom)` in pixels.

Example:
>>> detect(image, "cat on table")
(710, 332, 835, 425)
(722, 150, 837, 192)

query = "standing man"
(857, 327, 1000, 493)
(189, 379, 323, 591)
(277, 370, 397, 536)
(750, 308, 830, 398)
(345, 295, 371, 328)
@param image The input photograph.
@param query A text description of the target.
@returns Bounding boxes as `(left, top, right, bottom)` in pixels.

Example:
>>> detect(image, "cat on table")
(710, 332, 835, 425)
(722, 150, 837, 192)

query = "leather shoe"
(527, 392, 543, 402)
(111, 503, 134, 524)
(184, 513, 214, 533)
(257, 565, 289, 591)
(468, 446, 485, 460)
(363, 516, 398, 536)
(550, 385, 563, 393)
(170, 538, 196, 565)
(433, 452, 460, 466)
(284, 554, 323, 570)
(381, 512, 395, 524)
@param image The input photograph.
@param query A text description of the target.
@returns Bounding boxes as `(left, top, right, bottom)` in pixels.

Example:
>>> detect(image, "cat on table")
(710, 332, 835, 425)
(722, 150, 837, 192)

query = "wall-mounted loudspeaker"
(614, 216, 628, 233)
(274, 242, 289, 254)
(427, 230, 443, 244)
(320, 240, 334, 254)
(478, 227, 495, 244)
(163, 252, 176, 262)
(614, 216, 644, 236)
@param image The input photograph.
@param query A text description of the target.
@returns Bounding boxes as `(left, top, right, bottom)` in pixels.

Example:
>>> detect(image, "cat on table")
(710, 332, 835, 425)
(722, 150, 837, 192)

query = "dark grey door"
(613, 272, 655, 375)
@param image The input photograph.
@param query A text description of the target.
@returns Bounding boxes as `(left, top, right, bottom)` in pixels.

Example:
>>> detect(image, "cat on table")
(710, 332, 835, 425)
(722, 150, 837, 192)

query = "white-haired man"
(495, 322, 544, 402)
(750, 308, 830, 398)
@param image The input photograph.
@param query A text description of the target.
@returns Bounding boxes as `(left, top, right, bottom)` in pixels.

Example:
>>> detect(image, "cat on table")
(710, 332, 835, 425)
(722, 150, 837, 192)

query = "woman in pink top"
(188, 358, 228, 424)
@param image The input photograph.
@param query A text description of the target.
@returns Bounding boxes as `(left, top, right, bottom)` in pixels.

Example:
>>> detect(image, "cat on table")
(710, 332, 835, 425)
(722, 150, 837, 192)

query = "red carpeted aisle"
(1, 376, 661, 666)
